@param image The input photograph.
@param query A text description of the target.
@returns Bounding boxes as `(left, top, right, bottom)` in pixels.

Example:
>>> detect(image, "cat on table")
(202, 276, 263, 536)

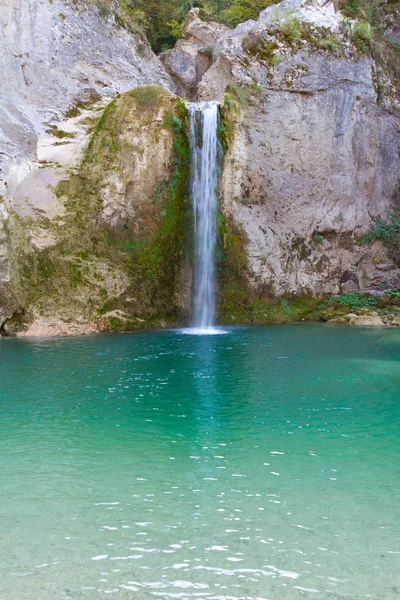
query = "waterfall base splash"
(178, 327, 228, 336)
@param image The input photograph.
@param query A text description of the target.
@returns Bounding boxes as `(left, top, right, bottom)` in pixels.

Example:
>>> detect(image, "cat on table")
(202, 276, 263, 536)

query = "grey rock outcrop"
(220, 74, 399, 296)
(162, 9, 228, 99)
(167, 0, 400, 298)
(5, 87, 187, 337)
(0, 0, 171, 188)
(0, 0, 173, 326)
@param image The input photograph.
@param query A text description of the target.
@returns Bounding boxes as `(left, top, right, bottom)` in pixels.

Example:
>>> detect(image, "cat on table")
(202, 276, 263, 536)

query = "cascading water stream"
(188, 101, 219, 332)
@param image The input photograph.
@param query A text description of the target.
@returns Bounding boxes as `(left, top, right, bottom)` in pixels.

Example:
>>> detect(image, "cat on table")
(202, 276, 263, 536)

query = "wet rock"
(16, 318, 100, 338)
(328, 316, 349, 324)
(347, 315, 386, 327)
(383, 315, 400, 327)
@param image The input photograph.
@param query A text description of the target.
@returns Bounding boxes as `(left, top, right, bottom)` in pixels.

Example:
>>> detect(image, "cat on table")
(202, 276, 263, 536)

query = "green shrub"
(218, 0, 281, 28)
(320, 36, 341, 54)
(327, 293, 377, 309)
(199, 46, 213, 58)
(342, 0, 362, 18)
(351, 20, 373, 54)
(168, 19, 183, 39)
(375, 209, 400, 244)
(280, 14, 302, 44)
(129, 85, 161, 111)
(96, 0, 111, 19)
(341, 0, 380, 24)
(362, 204, 400, 265)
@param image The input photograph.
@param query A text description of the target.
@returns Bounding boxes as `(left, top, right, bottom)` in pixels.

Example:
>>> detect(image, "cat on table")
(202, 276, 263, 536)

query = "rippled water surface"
(1, 324, 400, 600)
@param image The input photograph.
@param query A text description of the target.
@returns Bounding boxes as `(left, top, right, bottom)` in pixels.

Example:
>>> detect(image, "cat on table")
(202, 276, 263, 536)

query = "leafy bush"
(121, 0, 281, 52)
(327, 293, 377, 309)
(216, 0, 281, 28)
(341, 0, 381, 25)
(320, 36, 341, 54)
(168, 19, 183, 40)
(375, 209, 400, 244)
(362, 204, 400, 265)
(279, 13, 302, 44)
(96, 0, 111, 19)
(351, 20, 374, 54)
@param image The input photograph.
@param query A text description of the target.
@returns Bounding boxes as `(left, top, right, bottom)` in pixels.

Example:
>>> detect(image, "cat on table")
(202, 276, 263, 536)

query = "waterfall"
(188, 101, 219, 331)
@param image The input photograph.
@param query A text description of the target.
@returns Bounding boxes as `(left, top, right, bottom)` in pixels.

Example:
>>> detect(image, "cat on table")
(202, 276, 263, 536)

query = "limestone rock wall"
(169, 0, 400, 299)
(1, 0, 400, 334)
(0, 0, 173, 326)
(5, 87, 190, 336)
(220, 64, 400, 297)
(0, 0, 171, 184)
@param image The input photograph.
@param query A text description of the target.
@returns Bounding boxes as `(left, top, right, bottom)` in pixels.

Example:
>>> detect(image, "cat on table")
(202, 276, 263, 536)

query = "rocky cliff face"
(0, 0, 173, 331)
(0, 0, 171, 182)
(165, 0, 400, 308)
(1, 0, 400, 335)
(6, 86, 190, 336)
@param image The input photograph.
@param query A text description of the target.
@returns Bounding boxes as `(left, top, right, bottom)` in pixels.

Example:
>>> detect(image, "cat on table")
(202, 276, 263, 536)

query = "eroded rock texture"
(5, 87, 190, 337)
(0, 0, 173, 328)
(167, 0, 400, 298)
(220, 69, 400, 297)
(1, 0, 400, 334)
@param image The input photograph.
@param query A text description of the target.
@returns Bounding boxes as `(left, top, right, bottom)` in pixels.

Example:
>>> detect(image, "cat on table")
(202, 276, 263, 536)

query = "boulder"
(347, 315, 386, 327)
(383, 315, 400, 327)
(161, 8, 228, 98)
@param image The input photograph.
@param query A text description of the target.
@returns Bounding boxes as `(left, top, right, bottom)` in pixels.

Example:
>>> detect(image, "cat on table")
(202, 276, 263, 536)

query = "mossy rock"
(9, 87, 191, 333)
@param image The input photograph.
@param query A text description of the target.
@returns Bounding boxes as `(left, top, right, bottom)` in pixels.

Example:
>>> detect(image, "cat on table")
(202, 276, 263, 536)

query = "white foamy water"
(179, 327, 228, 336)
(188, 101, 219, 330)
